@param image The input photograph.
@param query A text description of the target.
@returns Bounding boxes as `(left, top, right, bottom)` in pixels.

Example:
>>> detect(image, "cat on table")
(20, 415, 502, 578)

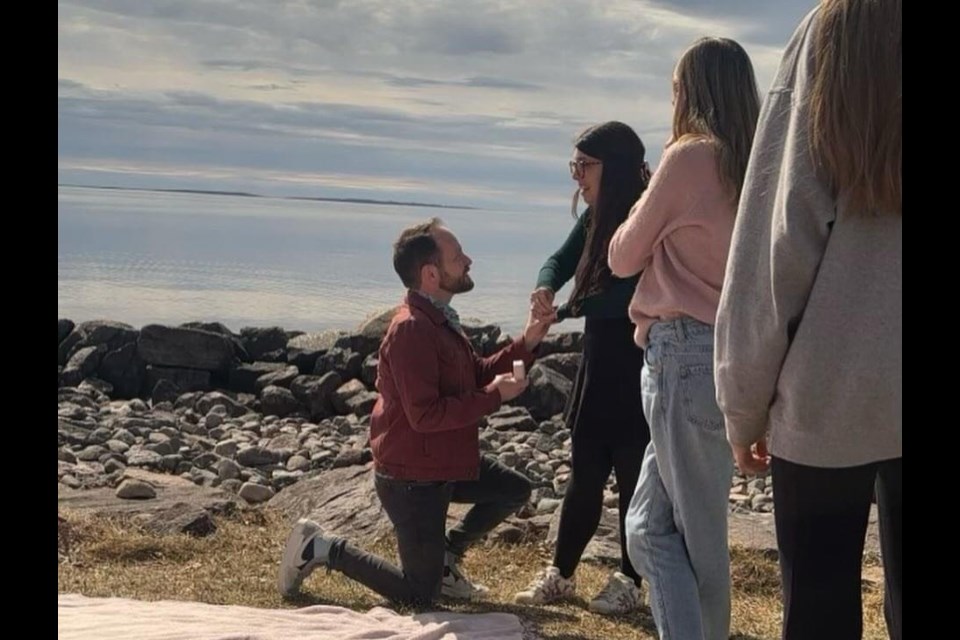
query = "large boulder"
(98, 342, 145, 398)
(240, 327, 288, 361)
(137, 325, 235, 371)
(58, 319, 75, 345)
(60, 345, 105, 387)
(355, 307, 399, 343)
(58, 320, 138, 366)
(180, 322, 249, 362)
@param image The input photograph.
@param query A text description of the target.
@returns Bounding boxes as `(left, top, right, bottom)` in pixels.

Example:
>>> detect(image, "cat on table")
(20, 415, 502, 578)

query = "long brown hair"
(673, 37, 760, 201)
(569, 122, 649, 309)
(811, 0, 902, 215)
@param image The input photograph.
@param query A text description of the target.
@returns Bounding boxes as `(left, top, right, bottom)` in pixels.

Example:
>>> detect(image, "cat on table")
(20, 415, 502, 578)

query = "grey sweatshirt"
(715, 8, 902, 468)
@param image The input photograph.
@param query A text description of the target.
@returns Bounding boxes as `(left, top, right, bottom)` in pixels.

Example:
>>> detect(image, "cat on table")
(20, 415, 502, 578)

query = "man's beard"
(440, 269, 474, 294)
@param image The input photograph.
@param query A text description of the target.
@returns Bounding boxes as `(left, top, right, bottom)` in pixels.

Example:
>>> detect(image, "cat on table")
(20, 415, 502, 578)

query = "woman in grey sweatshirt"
(715, 2, 901, 638)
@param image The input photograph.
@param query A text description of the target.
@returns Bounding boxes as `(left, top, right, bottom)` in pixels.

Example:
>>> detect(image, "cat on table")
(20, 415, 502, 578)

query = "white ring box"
(512, 360, 526, 382)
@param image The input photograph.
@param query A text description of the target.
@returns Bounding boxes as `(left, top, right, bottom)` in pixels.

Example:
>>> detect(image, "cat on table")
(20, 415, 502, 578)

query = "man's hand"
(731, 438, 771, 475)
(523, 305, 556, 352)
(490, 373, 529, 402)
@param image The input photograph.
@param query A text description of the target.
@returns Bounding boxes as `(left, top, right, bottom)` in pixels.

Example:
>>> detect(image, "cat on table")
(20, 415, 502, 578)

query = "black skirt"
(564, 315, 649, 444)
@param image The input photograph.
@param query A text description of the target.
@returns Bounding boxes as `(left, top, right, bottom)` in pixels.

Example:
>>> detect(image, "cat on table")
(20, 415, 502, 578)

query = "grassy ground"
(57, 510, 888, 639)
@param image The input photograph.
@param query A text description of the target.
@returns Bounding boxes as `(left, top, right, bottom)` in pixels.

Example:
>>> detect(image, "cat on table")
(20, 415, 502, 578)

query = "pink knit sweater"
(608, 136, 737, 347)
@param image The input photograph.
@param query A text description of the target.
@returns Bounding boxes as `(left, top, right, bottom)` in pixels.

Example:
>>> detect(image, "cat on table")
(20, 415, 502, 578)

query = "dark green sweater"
(535, 212, 639, 321)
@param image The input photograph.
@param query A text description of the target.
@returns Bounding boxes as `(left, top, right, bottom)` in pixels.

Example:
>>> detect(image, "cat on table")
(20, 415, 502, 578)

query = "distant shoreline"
(58, 183, 479, 211)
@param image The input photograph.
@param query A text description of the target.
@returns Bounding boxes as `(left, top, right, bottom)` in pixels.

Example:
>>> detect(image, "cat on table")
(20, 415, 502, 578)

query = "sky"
(58, 0, 814, 212)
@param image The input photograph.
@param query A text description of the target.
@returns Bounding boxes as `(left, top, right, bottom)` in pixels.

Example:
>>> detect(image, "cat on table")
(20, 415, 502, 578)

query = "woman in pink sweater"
(608, 38, 759, 640)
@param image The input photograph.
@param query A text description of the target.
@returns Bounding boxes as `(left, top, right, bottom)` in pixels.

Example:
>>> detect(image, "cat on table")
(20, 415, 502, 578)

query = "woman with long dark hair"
(514, 121, 652, 615)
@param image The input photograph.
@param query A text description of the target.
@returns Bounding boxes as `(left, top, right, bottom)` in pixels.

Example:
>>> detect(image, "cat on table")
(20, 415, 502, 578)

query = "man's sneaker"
(277, 519, 335, 597)
(514, 566, 577, 604)
(588, 571, 642, 615)
(441, 551, 490, 600)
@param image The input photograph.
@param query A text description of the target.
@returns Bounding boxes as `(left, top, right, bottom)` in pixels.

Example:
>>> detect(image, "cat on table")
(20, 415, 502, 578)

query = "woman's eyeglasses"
(569, 159, 602, 178)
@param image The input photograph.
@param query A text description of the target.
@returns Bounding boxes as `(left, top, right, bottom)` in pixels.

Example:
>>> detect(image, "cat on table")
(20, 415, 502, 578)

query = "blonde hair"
(673, 37, 760, 201)
(811, 0, 902, 215)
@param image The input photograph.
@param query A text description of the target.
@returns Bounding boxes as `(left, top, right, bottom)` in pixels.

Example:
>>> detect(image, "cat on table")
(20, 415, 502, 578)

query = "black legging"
(552, 431, 647, 584)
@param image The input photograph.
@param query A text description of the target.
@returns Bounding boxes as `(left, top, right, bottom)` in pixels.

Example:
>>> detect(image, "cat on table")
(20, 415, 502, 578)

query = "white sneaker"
(441, 551, 490, 600)
(588, 571, 642, 615)
(277, 518, 335, 597)
(514, 566, 577, 604)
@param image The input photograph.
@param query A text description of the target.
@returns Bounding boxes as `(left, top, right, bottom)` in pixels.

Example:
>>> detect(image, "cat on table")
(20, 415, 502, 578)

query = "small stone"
(115, 479, 157, 500)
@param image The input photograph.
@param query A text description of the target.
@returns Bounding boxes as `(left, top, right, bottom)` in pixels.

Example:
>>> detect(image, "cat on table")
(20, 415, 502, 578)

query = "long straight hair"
(569, 122, 649, 308)
(673, 37, 760, 201)
(811, 0, 902, 215)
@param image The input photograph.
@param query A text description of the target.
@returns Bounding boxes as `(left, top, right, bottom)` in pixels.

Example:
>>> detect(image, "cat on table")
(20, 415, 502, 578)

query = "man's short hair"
(393, 218, 444, 288)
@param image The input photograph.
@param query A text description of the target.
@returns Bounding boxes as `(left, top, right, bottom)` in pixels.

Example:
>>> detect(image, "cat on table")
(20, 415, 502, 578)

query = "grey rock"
(61, 346, 105, 387)
(486, 406, 538, 432)
(181, 322, 249, 361)
(536, 353, 582, 382)
(345, 391, 379, 417)
(286, 455, 311, 472)
(314, 348, 362, 381)
(238, 482, 275, 503)
(116, 479, 157, 500)
(126, 449, 164, 468)
(239, 326, 288, 361)
(332, 448, 372, 468)
(236, 446, 278, 467)
(58, 318, 75, 346)
(290, 372, 341, 419)
(138, 324, 235, 371)
(332, 379, 368, 414)
(361, 355, 379, 387)
(150, 379, 181, 405)
(145, 365, 211, 394)
(77, 445, 107, 461)
(59, 321, 138, 366)
(537, 332, 584, 356)
(228, 362, 287, 394)
(140, 503, 217, 537)
(254, 365, 300, 393)
(98, 342, 144, 399)
(355, 307, 398, 344)
(260, 385, 302, 418)
(214, 441, 238, 458)
(217, 459, 242, 481)
(195, 392, 248, 418)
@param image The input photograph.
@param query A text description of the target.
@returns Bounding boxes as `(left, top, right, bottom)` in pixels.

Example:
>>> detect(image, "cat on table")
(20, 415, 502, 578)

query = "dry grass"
(58, 510, 888, 639)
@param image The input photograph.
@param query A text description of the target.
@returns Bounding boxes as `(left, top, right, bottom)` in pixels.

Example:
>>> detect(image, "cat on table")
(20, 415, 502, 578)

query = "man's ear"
(420, 263, 438, 286)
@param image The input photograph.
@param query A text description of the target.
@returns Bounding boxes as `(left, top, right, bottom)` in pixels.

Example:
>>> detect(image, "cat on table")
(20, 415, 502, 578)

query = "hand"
(523, 306, 555, 351)
(731, 439, 770, 475)
(529, 287, 555, 320)
(490, 373, 529, 402)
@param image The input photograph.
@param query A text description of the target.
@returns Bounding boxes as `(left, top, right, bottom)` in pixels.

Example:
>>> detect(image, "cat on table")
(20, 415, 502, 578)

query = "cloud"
(59, 0, 814, 209)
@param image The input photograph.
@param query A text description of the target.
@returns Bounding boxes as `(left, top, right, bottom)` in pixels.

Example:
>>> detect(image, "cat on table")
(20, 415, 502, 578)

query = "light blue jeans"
(625, 318, 733, 640)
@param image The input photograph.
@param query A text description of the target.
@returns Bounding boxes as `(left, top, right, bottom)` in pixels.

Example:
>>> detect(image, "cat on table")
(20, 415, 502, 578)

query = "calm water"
(57, 186, 585, 335)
